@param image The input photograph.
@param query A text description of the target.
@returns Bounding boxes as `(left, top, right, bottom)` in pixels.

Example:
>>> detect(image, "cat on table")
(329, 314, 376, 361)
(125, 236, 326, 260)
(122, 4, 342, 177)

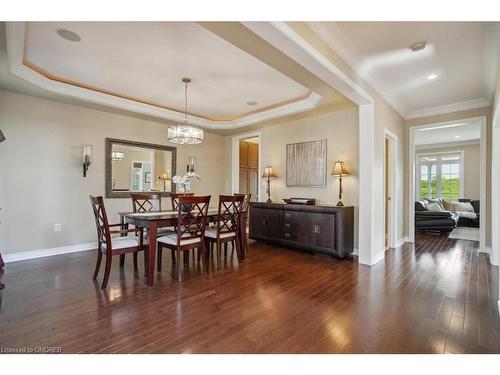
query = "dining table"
(119, 208, 243, 286)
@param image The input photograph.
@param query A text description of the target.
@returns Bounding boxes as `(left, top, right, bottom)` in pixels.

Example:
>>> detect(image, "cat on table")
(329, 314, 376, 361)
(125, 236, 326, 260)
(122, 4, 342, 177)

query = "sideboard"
(249, 202, 354, 259)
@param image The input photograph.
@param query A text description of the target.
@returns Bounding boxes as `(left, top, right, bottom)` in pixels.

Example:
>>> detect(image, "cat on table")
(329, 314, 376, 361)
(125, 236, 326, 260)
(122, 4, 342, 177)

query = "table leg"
(147, 221, 157, 286)
(119, 216, 127, 267)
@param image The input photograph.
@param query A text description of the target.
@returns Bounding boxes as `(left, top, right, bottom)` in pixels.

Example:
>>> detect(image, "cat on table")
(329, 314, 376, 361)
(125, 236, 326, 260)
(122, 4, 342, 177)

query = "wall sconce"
(187, 156, 196, 173)
(83, 144, 93, 177)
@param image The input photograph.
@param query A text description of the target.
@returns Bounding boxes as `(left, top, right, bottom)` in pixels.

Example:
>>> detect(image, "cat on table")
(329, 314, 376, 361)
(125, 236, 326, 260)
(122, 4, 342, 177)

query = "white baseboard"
(352, 248, 358, 256)
(395, 237, 408, 248)
(3, 242, 97, 263)
(479, 246, 491, 254)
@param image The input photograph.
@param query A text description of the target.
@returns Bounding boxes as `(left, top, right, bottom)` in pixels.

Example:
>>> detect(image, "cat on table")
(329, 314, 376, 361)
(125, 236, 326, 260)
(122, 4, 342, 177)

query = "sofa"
(415, 198, 479, 234)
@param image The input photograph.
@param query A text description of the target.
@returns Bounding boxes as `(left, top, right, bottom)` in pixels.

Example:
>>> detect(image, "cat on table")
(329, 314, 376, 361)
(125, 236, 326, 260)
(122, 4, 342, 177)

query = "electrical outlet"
(54, 224, 62, 232)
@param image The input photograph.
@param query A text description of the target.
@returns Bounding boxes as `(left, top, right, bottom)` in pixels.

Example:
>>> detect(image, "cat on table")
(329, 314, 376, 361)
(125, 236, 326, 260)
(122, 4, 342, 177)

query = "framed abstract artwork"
(286, 139, 327, 187)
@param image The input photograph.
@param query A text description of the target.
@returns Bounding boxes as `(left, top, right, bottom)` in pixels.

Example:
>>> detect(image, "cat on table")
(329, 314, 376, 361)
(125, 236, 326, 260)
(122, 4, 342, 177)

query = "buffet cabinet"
(249, 202, 354, 258)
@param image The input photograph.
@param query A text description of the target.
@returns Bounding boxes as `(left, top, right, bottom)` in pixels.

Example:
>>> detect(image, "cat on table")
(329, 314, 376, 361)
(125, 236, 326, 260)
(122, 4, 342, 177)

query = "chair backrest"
(89, 196, 111, 252)
(131, 192, 162, 213)
(171, 192, 194, 211)
(217, 195, 244, 236)
(234, 193, 251, 216)
(175, 195, 211, 246)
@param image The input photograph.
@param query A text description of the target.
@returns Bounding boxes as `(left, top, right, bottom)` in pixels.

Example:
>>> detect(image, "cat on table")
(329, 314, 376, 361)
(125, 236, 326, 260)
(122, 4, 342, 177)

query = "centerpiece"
(172, 171, 201, 193)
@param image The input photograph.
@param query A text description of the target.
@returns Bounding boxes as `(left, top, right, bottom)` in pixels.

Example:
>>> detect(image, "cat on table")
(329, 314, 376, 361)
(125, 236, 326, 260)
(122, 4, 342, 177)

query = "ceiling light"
(454, 135, 461, 139)
(168, 78, 204, 145)
(419, 123, 465, 131)
(246, 101, 258, 106)
(410, 41, 427, 52)
(427, 74, 437, 80)
(56, 28, 81, 42)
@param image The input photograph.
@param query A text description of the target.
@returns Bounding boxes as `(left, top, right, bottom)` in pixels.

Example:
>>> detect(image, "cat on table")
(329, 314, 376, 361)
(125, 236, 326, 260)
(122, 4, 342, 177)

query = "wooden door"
(248, 142, 259, 169)
(249, 169, 258, 201)
(239, 168, 249, 194)
(239, 142, 249, 168)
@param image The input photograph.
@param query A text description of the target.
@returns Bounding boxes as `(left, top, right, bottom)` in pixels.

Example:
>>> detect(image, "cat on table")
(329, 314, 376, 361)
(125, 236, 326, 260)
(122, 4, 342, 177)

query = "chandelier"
(168, 78, 204, 145)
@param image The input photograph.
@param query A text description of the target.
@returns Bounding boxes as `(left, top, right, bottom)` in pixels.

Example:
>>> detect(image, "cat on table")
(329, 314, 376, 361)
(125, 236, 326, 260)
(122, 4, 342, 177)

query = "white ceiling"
(23, 22, 310, 120)
(308, 22, 497, 118)
(415, 120, 481, 146)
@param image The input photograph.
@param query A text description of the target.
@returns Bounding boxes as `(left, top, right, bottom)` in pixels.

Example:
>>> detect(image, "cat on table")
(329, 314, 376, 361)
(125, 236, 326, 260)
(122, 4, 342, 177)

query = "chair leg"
(157, 244, 163, 272)
(216, 241, 222, 270)
(119, 254, 125, 268)
(176, 251, 183, 281)
(201, 244, 209, 272)
(171, 249, 176, 263)
(143, 248, 149, 275)
(101, 255, 112, 289)
(224, 242, 228, 258)
(133, 252, 138, 270)
(183, 251, 189, 265)
(93, 251, 102, 280)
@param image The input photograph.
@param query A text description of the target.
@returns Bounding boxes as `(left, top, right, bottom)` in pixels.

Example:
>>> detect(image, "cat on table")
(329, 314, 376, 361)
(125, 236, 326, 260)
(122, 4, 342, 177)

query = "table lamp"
(262, 166, 277, 203)
(331, 160, 349, 207)
(158, 173, 171, 192)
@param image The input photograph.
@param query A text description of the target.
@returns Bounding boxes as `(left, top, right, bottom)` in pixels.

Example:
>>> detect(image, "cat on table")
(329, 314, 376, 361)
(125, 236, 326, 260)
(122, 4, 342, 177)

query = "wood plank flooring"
(0, 234, 499, 353)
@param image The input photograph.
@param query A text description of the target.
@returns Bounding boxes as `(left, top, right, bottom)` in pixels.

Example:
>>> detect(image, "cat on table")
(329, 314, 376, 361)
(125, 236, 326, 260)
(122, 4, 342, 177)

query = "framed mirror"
(105, 138, 177, 198)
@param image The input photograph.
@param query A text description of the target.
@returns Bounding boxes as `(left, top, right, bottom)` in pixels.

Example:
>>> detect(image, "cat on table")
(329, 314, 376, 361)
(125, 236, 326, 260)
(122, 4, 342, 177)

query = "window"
(417, 152, 463, 200)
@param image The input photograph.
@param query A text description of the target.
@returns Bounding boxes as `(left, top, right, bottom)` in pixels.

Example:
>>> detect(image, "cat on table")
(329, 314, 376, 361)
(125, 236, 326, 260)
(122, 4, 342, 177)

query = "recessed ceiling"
(308, 22, 496, 118)
(22, 22, 311, 121)
(415, 120, 481, 146)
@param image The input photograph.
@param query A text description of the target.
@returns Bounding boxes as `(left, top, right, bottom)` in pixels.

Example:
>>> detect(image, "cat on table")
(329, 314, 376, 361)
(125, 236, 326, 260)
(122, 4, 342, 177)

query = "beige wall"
(407, 106, 492, 247)
(416, 143, 481, 200)
(0, 90, 227, 254)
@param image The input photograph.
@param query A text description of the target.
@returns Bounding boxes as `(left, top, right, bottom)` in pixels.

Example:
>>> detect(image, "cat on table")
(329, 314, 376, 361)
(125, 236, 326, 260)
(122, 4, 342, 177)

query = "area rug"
(448, 227, 480, 241)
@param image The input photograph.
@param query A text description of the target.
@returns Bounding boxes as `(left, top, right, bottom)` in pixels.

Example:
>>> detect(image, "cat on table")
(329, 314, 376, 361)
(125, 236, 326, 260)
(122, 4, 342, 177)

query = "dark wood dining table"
(119, 208, 243, 286)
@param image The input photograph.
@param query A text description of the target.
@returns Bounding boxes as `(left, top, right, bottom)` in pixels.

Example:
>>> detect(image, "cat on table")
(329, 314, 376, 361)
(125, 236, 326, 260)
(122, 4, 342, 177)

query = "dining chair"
(170, 192, 194, 211)
(234, 193, 251, 258)
(157, 195, 211, 280)
(89, 196, 146, 289)
(205, 195, 244, 269)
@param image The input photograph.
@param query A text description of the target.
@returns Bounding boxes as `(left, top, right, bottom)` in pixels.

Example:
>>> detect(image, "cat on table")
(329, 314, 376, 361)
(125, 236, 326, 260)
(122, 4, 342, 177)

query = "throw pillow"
(427, 202, 444, 212)
(454, 201, 474, 212)
(442, 199, 456, 211)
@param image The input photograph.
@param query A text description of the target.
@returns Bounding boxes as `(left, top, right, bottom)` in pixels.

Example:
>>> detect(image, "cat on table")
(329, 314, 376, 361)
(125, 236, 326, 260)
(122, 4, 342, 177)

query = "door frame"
(408, 116, 487, 254)
(231, 131, 262, 201)
(384, 128, 398, 249)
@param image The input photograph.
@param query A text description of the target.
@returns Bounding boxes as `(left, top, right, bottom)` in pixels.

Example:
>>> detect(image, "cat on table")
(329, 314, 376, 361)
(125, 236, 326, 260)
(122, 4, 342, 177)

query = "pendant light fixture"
(168, 78, 204, 145)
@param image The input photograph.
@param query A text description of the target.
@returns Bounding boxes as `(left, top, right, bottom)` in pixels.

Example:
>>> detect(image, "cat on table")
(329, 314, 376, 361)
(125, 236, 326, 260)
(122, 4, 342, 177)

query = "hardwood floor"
(0, 234, 499, 353)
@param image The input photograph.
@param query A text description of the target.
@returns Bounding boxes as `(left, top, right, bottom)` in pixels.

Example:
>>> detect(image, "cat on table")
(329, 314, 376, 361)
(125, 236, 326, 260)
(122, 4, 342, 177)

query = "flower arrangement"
(172, 171, 201, 193)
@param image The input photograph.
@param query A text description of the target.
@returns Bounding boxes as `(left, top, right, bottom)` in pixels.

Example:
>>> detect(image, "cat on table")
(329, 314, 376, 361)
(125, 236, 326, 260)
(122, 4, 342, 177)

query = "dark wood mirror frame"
(105, 138, 177, 198)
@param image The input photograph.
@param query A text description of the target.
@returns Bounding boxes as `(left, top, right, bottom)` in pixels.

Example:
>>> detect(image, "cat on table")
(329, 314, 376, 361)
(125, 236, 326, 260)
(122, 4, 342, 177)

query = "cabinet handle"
(284, 213, 291, 218)
(312, 225, 320, 233)
(284, 233, 291, 238)
(284, 223, 290, 228)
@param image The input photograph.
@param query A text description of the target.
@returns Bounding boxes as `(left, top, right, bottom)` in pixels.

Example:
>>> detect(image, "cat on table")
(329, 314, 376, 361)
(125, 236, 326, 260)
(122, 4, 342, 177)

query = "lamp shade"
(331, 160, 349, 176)
(262, 166, 277, 178)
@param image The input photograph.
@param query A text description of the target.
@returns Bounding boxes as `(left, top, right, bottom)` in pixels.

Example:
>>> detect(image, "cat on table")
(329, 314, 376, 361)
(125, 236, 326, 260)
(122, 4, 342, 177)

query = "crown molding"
(306, 21, 408, 117)
(405, 98, 490, 120)
(5, 22, 322, 130)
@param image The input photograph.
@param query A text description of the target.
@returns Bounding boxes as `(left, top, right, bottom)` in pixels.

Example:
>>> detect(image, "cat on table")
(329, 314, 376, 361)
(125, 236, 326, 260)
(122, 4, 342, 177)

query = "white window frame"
(415, 150, 464, 200)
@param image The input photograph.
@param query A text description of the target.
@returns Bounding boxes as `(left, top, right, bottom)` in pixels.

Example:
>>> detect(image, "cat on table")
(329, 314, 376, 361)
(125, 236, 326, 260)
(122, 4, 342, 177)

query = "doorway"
(408, 116, 487, 253)
(239, 138, 259, 201)
(384, 129, 398, 249)
(231, 131, 262, 201)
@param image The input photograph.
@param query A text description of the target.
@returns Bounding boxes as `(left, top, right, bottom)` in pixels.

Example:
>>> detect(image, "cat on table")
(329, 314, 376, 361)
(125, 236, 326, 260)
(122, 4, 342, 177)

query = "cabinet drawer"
(282, 211, 299, 241)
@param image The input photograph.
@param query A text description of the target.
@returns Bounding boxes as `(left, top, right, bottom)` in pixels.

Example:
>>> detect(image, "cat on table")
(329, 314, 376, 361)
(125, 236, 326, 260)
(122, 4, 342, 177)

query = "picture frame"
(286, 139, 327, 187)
